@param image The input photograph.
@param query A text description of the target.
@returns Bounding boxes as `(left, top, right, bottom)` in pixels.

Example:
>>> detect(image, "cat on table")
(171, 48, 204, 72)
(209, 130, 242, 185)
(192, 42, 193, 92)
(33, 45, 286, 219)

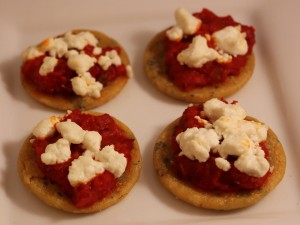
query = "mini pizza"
(153, 98, 286, 210)
(18, 110, 141, 213)
(21, 29, 133, 110)
(144, 8, 255, 103)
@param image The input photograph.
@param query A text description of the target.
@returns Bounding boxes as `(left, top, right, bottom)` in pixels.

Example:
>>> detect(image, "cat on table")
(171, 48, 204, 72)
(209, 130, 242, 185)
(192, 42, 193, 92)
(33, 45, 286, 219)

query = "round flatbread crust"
(144, 31, 255, 103)
(153, 116, 286, 210)
(20, 29, 130, 111)
(17, 112, 142, 213)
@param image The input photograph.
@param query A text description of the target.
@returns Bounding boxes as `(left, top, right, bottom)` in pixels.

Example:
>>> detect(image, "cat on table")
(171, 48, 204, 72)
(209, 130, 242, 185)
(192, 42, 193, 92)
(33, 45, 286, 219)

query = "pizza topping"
(203, 97, 247, 121)
(126, 65, 134, 78)
(212, 25, 248, 56)
(64, 31, 98, 50)
(39, 56, 58, 76)
(32, 111, 128, 186)
(68, 144, 126, 187)
(164, 8, 255, 91)
(41, 138, 71, 165)
(21, 31, 130, 97)
(177, 35, 219, 68)
(71, 72, 103, 98)
(173, 99, 271, 192)
(166, 26, 184, 42)
(98, 49, 122, 70)
(67, 53, 96, 74)
(32, 110, 133, 207)
(167, 8, 249, 69)
(94, 145, 127, 178)
(56, 119, 87, 144)
(32, 116, 60, 138)
(176, 127, 219, 162)
(215, 157, 231, 171)
(68, 154, 105, 187)
(176, 98, 269, 178)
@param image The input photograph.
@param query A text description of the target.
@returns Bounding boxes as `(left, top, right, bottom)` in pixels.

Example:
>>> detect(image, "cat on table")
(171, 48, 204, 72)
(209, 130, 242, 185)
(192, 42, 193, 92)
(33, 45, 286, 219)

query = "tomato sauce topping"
(21, 46, 127, 96)
(164, 9, 255, 91)
(32, 110, 134, 208)
(171, 104, 270, 192)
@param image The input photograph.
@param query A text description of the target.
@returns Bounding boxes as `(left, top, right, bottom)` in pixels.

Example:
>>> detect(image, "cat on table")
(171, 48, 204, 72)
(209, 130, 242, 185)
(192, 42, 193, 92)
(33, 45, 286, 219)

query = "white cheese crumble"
(71, 72, 103, 98)
(176, 98, 270, 177)
(166, 25, 184, 42)
(33, 113, 128, 186)
(177, 35, 219, 68)
(39, 56, 58, 76)
(67, 53, 96, 74)
(212, 25, 248, 56)
(41, 37, 69, 58)
(93, 46, 102, 55)
(215, 157, 231, 171)
(22, 30, 128, 98)
(95, 145, 127, 178)
(175, 8, 201, 35)
(98, 50, 122, 70)
(56, 119, 86, 144)
(165, 8, 250, 68)
(64, 31, 98, 50)
(234, 151, 270, 177)
(68, 154, 105, 187)
(203, 98, 247, 121)
(82, 131, 102, 153)
(22, 46, 44, 61)
(41, 138, 71, 165)
(32, 116, 60, 138)
(126, 65, 134, 78)
(176, 127, 219, 162)
(166, 8, 201, 41)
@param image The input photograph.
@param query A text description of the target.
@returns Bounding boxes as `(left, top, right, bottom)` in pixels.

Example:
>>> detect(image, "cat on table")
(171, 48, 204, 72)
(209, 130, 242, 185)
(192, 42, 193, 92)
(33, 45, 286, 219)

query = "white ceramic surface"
(0, 0, 299, 224)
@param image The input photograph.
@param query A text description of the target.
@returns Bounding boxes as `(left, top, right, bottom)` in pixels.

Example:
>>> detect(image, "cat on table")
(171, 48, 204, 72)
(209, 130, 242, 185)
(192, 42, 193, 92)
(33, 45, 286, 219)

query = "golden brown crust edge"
(20, 29, 130, 111)
(17, 112, 142, 213)
(143, 31, 255, 103)
(153, 116, 286, 210)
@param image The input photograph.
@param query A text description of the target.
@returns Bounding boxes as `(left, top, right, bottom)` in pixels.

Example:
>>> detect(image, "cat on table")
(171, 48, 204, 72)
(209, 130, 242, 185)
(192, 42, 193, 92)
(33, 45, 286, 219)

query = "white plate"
(1, 0, 299, 224)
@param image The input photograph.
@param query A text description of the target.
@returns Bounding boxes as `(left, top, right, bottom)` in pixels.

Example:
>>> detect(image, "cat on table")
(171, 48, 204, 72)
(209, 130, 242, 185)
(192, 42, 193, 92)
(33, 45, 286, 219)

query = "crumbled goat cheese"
(212, 25, 248, 56)
(177, 98, 270, 177)
(32, 116, 59, 138)
(41, 138, 71, 165)
(64, 31, 98, 50)
(98, 50, 122, 70)
(177, 35, 219, 68)
(176, 127, 219, 162)
(95, 145, 127, 178)
(203, 98, 247, 121)
(68, 154, 105, 186)
(82, 131, 102, 153)
(215, 157, 231, 171)
(56, 119, 86, 144)
(67, 53, 96, 75)
(71, 72, 103, 98)
(39, 56, 58, 76)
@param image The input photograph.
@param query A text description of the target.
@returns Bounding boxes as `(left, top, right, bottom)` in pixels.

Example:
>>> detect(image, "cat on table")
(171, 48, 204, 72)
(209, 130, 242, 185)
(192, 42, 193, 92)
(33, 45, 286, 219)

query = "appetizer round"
(18, 110, 141, 213)
(153, 99, 286, 210)
(144, 8, 255, 103)
(21, 29, 133, 110)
